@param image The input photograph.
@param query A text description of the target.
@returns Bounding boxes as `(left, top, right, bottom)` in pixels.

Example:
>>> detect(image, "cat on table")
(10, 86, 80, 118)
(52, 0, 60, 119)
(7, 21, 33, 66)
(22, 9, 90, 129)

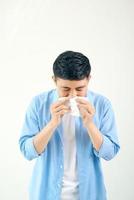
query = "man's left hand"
(76, 98, 95, 127)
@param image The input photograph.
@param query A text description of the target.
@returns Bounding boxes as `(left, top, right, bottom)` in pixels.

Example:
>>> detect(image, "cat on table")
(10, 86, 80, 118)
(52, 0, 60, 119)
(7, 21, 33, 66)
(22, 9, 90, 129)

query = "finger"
(75, 98, 88, 104)
(78, 106, 87, 117)
(76, 98, 92, 108)
(77, 100, 95, 114)
(52, 97, 70, 108)
(54, 105, 70, 113)
(78, 104, 95, 115)
(58, 96, 70, 101)
(55, 109, 70, 117)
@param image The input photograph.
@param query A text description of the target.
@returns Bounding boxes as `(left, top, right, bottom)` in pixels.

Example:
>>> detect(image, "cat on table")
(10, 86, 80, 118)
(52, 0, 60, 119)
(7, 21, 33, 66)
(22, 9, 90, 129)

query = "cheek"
(60, 91, 70, 97)
(77, 90, 87, 96)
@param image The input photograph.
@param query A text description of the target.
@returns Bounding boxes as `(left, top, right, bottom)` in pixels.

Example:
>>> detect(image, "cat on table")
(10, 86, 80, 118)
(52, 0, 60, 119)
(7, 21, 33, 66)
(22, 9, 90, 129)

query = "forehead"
(56, 78, 88, 88)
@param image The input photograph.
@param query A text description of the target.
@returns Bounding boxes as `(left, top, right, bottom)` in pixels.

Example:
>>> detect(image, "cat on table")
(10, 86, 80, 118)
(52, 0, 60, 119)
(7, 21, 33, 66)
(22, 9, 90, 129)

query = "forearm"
(33, 120, 57, 155)
(86, 122, 103, 152)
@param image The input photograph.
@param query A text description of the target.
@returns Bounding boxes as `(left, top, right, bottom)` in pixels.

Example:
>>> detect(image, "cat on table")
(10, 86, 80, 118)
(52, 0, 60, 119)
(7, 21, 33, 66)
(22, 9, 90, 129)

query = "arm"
(92, 100, 120, 160)
(33, 120, 57, 155)
(77, 98, 120, 161)
(19, 96, 70, 160)
(86, 121, 103, 152)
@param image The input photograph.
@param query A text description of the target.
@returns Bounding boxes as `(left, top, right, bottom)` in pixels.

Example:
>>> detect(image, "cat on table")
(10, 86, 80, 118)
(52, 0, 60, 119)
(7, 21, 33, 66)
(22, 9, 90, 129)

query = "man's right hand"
(50, 97, 71, 127)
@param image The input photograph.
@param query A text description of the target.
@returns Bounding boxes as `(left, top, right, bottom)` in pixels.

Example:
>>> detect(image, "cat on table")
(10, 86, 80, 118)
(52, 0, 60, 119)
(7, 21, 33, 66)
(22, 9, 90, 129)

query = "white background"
(0, 0, 134, 199)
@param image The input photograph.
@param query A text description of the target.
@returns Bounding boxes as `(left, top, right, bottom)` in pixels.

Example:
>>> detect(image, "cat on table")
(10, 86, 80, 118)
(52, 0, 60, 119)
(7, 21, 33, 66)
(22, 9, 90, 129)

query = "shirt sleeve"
(93, 99, 120, 161)
(19, 96, 40, 160)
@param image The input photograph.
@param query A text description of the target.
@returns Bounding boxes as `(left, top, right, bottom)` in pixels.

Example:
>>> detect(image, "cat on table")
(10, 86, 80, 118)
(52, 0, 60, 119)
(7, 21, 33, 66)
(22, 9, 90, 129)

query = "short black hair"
(53, 51, 91, 80)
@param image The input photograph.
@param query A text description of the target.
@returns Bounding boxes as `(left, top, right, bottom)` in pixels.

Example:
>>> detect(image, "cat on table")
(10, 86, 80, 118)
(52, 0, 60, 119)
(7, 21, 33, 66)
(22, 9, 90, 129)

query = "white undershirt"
(60, 113, 79, 200)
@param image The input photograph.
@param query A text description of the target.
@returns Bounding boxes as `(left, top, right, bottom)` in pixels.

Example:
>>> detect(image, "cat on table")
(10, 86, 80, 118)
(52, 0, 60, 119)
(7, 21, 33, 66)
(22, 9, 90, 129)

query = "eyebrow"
(61, 85, 86, 89)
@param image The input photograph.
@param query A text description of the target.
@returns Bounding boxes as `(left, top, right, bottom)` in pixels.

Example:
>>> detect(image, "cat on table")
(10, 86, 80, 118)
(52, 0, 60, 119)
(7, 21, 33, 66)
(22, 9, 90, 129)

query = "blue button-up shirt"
(19, 89, 120, 200)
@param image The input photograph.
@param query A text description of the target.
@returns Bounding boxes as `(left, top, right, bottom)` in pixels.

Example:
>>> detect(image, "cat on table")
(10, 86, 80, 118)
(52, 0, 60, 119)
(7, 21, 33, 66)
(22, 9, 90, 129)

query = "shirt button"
(60, 165, 63, 169)
(58, 183, 60, 188)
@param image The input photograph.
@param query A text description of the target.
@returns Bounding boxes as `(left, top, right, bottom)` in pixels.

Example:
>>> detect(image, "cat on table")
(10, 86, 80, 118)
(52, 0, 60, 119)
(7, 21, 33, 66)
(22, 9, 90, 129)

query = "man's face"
(53, 76, 91, 97)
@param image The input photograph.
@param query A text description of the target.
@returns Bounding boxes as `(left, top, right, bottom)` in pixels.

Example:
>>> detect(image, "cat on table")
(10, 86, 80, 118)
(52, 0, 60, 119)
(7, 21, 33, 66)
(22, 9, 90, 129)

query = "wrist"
(49, 119, 58, 129)
(85, 120, 94, 130)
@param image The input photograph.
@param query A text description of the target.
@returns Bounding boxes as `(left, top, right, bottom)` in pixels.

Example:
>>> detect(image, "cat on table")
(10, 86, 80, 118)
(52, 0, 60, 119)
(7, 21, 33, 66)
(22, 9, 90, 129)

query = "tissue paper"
(58, 96, 87, 117)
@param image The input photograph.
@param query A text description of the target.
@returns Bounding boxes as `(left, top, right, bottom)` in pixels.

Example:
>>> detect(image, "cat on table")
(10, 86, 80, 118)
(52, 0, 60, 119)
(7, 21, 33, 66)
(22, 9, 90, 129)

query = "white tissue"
(69, 97, 80, 116)
(58, 96, 87, 117)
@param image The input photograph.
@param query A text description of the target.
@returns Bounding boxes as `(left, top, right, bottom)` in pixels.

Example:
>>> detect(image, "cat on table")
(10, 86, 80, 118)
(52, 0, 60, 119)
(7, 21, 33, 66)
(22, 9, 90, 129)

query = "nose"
(69, 90, 77, 98)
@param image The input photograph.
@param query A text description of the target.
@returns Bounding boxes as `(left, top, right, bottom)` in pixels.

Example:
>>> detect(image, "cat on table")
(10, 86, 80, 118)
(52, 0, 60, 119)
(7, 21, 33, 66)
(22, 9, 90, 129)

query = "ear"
(52, 75, 55, 81)
(87, 74, 91, 81)
(52, 76, 57, 84)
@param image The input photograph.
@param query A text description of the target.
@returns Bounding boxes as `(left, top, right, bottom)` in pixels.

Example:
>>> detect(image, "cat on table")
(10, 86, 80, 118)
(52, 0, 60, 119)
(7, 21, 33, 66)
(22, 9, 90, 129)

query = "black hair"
(53, 50, 91, 80)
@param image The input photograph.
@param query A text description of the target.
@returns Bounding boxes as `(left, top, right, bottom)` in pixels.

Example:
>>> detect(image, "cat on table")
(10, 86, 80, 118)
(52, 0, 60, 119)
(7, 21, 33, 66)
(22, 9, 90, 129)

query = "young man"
(19, 51, 120, 200)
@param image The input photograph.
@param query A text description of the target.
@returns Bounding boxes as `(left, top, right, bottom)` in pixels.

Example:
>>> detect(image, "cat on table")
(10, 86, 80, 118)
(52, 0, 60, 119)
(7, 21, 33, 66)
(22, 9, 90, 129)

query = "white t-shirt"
(60, 113, 79, 200)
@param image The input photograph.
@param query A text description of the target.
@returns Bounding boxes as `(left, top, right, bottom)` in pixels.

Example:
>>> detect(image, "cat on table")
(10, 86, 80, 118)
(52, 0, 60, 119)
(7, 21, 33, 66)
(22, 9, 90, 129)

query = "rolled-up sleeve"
(19, 97, 40, 160)
(93, 99, 120, 161)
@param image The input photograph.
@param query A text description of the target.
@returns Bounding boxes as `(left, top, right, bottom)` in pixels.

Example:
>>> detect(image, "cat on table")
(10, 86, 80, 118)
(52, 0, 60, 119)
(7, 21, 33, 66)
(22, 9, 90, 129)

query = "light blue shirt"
(19, 89, 120, 200)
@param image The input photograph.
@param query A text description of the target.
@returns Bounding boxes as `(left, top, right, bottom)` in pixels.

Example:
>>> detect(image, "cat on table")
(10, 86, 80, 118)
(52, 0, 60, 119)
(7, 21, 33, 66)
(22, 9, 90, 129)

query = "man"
(19, 51, 120, 200)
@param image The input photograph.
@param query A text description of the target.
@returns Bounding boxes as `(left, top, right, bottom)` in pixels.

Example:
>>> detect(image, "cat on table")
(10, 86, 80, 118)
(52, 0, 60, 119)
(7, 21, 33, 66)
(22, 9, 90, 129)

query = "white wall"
(0, 0, 134, 199)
